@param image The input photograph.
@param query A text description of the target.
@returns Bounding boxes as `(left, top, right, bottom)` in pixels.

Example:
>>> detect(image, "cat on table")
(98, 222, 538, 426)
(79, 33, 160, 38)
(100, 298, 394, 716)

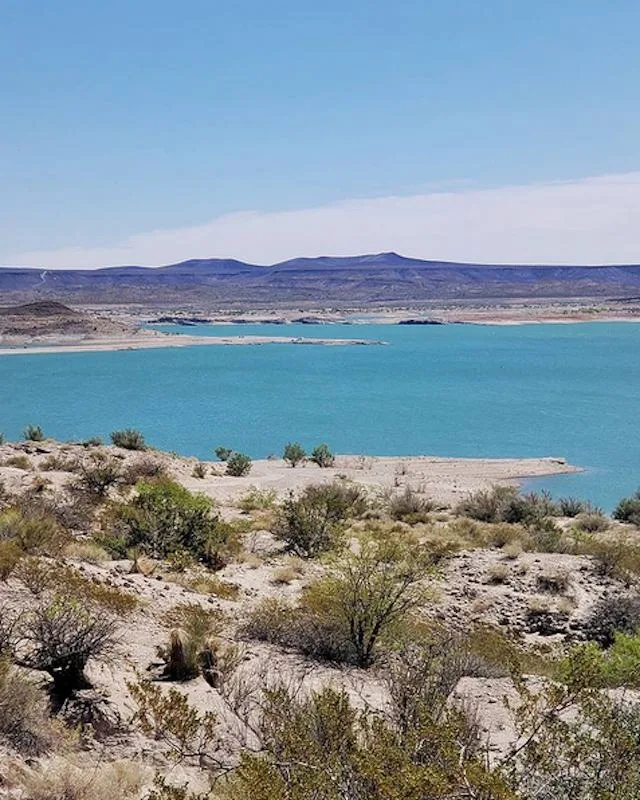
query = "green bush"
(214, 446, 232, 462)
(310, 443, 335, 468)
(106, 479, 220, 560)
(110, 428, 146, 450)
(613, 488, 640, 527)
(0, 505, 70, 557)
(273, 482, 366, 557)
(456, 486, 558, 527)
(23, 425, 45, 442)
(226, 452, 252, 477)
(283, 442, 306, 467)
(557, 496, 595, 517)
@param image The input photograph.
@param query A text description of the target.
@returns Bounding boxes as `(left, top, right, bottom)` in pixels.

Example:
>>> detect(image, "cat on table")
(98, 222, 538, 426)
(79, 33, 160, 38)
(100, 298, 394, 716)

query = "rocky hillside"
(0, 301, 135, 343)
(2, 252, 640, 306)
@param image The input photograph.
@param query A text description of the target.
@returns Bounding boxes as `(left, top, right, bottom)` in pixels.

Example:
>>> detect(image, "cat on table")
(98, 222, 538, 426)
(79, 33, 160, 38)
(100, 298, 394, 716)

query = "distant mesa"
(0, 301, 78, 317)
(2, 252, 640, 306)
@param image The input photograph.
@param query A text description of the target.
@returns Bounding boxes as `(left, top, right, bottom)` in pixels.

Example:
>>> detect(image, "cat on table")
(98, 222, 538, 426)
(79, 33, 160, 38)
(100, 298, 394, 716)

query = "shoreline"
(0, 332, 387, 356)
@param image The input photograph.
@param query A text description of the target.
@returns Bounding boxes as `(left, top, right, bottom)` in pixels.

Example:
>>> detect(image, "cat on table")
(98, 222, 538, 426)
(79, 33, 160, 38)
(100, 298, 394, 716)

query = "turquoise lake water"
(1, 322, 638, 511)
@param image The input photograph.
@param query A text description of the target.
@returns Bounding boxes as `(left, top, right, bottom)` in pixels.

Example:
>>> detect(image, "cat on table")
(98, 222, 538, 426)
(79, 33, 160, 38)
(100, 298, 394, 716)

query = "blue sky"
(2, 0, 639, 266)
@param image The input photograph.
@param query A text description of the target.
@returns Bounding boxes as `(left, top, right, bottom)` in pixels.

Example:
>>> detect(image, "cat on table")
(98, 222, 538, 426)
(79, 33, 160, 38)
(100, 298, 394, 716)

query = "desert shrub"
(226, 452, 252, 476)
(310, 442, 335, 468)
(557, 496, 595, 517)
(105, 479, 219, 560)
(159, 603, 225, 682)
(123, 455, 167, 484)
(388, 486, 436, 522)
(574, 510, 609, 533)
(24, 424, 45, 442)
(0, 657, 61, 755)
(594, 632, 640, 687)
(283, 442, 306, 467)
(273, 482, 367, 557)
(585, 538, 640, 582)
(613, 488, 640, 527)
(502, 490, 558, 526)
(5, 596, 118, 698)
(0, 505, 70, 556)
(455, 485, 519, 522)
(110, 428, 146, 450)
(245, 537, 432, 667)
(181, 572, 240, 600)
(230, 682, 497, 800)
(582, 593, 640, 647)
(4, 454, 32, 470)
(502, 648, 640, 798)
(63, 540, 110, 563)
(192, 462, 208, 478)
(526, 517, 563, 553)
(214, 446, 232, 462)
(237, 486, 277, 512)
(76, 452, 123, 495)
(0, 432, 4, 445)
(480, 522, 525, 548)
(82, 436, 104, 447)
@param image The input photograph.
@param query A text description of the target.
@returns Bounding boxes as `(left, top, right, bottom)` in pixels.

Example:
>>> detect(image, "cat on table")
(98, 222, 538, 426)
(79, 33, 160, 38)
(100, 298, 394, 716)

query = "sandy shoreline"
(0, 332, 387, 356)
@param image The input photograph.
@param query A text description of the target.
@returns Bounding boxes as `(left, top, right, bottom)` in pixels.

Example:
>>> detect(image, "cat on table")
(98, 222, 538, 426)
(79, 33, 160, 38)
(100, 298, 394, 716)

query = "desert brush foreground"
(0, 434, 639, 799)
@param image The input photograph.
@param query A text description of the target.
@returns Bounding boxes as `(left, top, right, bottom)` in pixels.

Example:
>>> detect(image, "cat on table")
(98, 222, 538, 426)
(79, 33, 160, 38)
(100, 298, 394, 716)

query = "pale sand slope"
(0, 332, 386, 355)
(170, 454, 578, 507)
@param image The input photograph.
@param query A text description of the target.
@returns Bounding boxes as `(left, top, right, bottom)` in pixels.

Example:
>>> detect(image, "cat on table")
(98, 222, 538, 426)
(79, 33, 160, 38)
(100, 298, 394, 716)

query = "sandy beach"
(0, 331, 386, 356)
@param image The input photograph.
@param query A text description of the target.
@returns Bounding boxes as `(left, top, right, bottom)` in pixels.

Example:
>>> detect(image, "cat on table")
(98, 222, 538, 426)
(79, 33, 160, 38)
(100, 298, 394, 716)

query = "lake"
(1, 322, 638, 511)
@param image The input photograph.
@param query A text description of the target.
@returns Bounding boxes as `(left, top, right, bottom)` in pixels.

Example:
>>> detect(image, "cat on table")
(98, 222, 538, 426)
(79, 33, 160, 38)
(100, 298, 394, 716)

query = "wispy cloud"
(6, 172, 640, 268)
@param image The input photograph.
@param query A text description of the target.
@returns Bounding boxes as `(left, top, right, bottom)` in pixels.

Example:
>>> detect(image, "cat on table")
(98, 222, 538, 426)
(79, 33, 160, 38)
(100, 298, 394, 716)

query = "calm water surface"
(1, 322, 638, 510)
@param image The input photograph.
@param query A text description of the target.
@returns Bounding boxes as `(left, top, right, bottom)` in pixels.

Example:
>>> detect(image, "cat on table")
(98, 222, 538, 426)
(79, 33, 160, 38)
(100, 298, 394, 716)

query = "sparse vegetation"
(3, 454, 32, 470)
(613, 488, 640, 527)
(24, 424, 45, 442)
(214, 446, 232, 462)
(283, 442, 306, 467)
(110, 428, 146, 450)
(388, 486, 436, 522)
(310, 442, 335, 467)
(226, 451, 252, 476)
(191, 461, 208, 478)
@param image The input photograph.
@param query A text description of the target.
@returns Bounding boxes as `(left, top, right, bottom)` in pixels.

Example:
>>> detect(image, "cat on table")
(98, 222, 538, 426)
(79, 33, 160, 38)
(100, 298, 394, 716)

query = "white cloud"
(5, 172, 640, 268)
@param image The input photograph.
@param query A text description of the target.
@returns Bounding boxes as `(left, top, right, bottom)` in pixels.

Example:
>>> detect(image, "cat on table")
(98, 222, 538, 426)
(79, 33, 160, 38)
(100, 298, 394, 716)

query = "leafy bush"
(582, 593, 640, 647)
(24, 425, 45, 442)
(388, 487, 436, 522)
(613, 488, 640, 527)
(283, 442, 306, 467)
(226, 452, 252, 476)
(310, 443, 335, 468)
(273, 482, 367, 557)
(106, 479, 220, 560)
(110, 428, 146, 450)
(214, 446, 232, 462)
(0, 505, 70, 557)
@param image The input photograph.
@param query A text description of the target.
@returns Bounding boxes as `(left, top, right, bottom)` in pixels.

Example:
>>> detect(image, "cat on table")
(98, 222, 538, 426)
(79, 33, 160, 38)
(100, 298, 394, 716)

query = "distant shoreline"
(0, 332, 387, 356)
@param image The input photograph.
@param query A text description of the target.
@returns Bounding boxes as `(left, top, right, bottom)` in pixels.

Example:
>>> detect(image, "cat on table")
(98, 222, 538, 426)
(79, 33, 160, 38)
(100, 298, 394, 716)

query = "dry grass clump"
(0, 658, 64, 755)
(122, 455, 168, 485)
(484, 563, 510, 584)
(237, 486, 278, 513)
(180, 571, 240, 600)
(502, 540, 523, 560)
(3, 454, 33, 470)
(191, 461, 208, 478)
(13, 756, 149, 800)
(63, 540, 110, 563)
(160, 603, 227, 682)
(40, 453, 81, 472)
(573, 510, 609, 533)
(536, 569, 571, 594)
(270, 565, 300, 584)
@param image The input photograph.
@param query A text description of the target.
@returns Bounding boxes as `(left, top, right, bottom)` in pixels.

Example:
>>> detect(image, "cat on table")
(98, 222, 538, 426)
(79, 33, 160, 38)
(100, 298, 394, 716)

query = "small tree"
(23, 425, 45, 442)
(226, 452, 252, 477)
(110, 428, 146, 450)
(283, 442, 306, 468)
(613, 489, 640, 527)
(310, 443, 335, 468)
(215, 446, 232, 462)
